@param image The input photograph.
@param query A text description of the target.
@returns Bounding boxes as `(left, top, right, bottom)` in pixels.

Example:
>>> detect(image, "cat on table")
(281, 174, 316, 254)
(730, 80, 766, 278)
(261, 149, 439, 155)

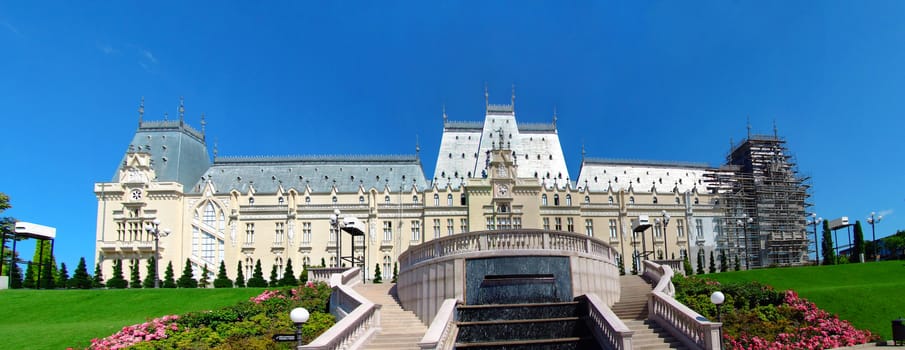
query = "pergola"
(1, 222, 56, 288)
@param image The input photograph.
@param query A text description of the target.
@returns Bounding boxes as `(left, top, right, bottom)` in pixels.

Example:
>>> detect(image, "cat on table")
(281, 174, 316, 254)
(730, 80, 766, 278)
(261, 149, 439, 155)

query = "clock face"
(496, 184, 509, 196)
(131, 189, 142, 200)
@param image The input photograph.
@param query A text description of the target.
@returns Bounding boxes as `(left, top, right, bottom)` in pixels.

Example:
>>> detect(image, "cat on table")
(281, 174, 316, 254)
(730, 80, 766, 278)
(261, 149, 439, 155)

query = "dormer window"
(249, 197, 255, 205)
(278, 197, 284, 205)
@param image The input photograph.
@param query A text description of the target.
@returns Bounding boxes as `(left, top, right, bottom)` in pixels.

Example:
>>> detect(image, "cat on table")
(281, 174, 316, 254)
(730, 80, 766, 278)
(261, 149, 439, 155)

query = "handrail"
(417, 298, 460, 350)
(302, 267, 381, 350)
(644, 261, 721, 350)
(309, 267, 351, 284)
(398, 229, 613, 271)
(578, 294, 633, 350)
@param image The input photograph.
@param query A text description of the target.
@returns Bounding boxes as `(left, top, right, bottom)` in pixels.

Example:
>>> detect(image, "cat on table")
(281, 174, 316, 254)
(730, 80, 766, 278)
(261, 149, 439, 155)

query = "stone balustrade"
(577, 293, 634, 350)
(302, 267, 381, 350)
(308, 267, 350, 284)
(643, 261, 721, 350)
(417, 298, 460, 350)
(397, 229, 619, 324)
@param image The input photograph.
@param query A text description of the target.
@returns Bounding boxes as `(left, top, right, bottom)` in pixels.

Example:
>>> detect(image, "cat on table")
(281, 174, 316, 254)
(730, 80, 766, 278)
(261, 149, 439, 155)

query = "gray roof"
(196, 155, 428, 194)
(116, 120, 211, 191)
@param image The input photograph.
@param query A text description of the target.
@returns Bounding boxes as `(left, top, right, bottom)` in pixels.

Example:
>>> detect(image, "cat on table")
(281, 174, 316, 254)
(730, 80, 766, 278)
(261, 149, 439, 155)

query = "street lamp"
(808, 214, 822, 265)
(867, 212, 882, 261)
(711, 291, 725, 350)
(736, 217, 753, 270)
(144, 219, 171, 288)
(330, 209, 341, 268)
(290, 307, 310, 348)
(662, 210, 671, 259)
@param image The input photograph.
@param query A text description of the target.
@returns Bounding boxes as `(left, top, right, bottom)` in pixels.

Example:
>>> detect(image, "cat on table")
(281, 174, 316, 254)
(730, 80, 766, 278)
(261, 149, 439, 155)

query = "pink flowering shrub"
(88, 314, 179, 350)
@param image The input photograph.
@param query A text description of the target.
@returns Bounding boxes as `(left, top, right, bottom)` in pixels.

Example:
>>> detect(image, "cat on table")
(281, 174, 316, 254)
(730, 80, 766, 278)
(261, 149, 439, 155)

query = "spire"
(511, 84, 515, 109)
(415, 135, 421, 156)
(200, 112, 207, 140)
(773, 119, 778, 138)
(442, 104, 447, 124)
(484, 83, 489, 109)
(746, 115, 751, 139)
(553, 109, 558, 129)
(179, 96, 185, 126)
(581, 141, 586, 161)
(138, 96, 145, 126)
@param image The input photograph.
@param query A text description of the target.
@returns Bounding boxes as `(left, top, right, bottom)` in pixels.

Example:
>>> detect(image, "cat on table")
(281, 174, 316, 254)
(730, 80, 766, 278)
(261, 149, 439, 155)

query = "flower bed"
(673, 275, 875, 350)
(85, 281, 334, 350)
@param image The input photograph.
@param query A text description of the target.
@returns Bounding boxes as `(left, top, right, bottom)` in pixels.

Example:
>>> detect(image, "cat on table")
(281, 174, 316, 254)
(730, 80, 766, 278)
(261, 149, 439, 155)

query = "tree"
(27, 240, 57, 289)
(162, 261, 177, 288)
(235, 261, 246, 288)
(320, 257, 326, 267)
(708, 251, 716, 274)
(269, 264, 279, 287)
(392, 262, 398, 283)
(886, 235, 905, 260)
(92, 262, 105, 288)
(299, 262, 308, 284)
(23, 262, 35, 288)
(733, 254, 740, 271)
(8, 261, 22, 288)
(107, 259, 128, 289)
(696, 249, 705, 275)
(683, 256, 694, 276)
(630, 252, 639, 275)
(70, 257, 91, 289)
(719, 250, 728, 272)
(853, 221, 865, 263)
(176, 259, 198, 288)
(247, 259, 267, 287)
(57, 262, 70, 288)
(129, 259, 142, 289)
(822, 220, 835, 265)
(214, 260, 233, 288)
(199, 264, 210, 288)
(0, 194, 19, 279)
(373, 263, 382, 283)
(281, 259, 298, 286)
(617, 255, 626, 276)
(143, 257, 158, 288)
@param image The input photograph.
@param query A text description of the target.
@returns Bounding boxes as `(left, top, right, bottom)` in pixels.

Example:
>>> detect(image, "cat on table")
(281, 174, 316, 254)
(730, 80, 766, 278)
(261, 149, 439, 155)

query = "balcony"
(97, 240, 155, 253)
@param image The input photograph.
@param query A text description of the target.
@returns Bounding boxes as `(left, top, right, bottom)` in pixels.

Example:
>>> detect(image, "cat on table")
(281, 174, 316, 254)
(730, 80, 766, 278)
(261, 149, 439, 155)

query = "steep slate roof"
(195, 155, 428, 194)
(576, 157, 713, 193)
(115, 120, 211, 191)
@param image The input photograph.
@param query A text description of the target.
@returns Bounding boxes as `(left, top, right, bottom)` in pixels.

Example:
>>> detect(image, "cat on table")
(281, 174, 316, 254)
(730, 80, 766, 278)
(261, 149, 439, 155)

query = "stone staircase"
(613, 275, 686, 350)
(355, 283, 427, 350)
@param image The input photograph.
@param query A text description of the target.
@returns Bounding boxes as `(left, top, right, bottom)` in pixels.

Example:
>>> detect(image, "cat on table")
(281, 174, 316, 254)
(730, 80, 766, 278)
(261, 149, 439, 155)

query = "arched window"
(629, 196, 635, 204)
(332, 196, 338, 203)
(608, 196, 614, 204)
(278, 197, 284, 205)
(554, 194, 560, 206)
(565, 195, 572, 206)
(203, 202, 216, 227)
(359, 196, 365, 204)
(413, 195, 419, 203)
(245, 257, 253, 281)
(275, 257, 284, 279)
(248, 197, 255, 205)
(305, 196, 311, 204)
(584, 196, 590, 204)
(447, 194, 453, 206)
(383, 256, 392, 282)
(460, 193, 466, 205)
(385, 195, 390, 204)
(433, 194, 439, 206)
(653, 197, 658, 204)
(694, 197, 700, 204)
(542, 194, 548, 206)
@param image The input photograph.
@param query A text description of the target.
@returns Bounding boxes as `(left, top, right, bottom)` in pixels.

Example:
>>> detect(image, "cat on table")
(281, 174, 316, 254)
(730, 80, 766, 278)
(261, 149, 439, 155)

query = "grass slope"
(0, 288, 266, 349)
(707, 261, 905, 340)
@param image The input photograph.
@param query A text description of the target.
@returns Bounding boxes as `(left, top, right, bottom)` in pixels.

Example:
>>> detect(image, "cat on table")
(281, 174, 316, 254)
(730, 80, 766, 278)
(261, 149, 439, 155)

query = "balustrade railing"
(302, 267, 381, 350)
(308, 267, 351, 284)
(577, 294, 633, 350)
(643, 261, 721, 350)
(417, 299, 460, 350)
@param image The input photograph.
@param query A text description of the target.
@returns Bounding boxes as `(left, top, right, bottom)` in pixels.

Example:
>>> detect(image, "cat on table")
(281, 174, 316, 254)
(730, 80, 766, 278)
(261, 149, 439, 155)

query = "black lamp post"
(330, 209, 341, 267)
(290, 307, 310, 348)
(144, 219, 170, 288)
(867, 212, 882, 261)
(737, 217, 753, 270)
(808, 213, 822, 265)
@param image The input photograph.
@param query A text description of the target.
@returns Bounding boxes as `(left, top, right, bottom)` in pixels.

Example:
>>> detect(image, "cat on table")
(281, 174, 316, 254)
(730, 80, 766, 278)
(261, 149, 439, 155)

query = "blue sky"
(2, 1, 903, 269)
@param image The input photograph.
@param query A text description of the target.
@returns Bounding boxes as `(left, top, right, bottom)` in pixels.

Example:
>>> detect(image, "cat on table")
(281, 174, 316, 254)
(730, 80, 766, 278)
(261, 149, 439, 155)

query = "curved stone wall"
(397, 229, 620, 324)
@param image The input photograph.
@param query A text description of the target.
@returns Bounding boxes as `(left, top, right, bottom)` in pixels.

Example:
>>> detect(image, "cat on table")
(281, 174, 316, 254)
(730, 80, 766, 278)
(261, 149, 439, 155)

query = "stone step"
(355, 283, 428, 350)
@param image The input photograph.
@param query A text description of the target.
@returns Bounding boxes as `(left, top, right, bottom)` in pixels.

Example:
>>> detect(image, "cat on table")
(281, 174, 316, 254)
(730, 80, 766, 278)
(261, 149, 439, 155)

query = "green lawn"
(705, 260, 905, 340)
(0, 288, 267, 349)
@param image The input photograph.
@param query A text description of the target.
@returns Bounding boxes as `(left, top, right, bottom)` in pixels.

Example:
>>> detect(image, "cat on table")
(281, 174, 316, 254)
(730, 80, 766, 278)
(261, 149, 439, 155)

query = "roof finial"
(484, 83, 489, 109)
(415, 135, 421, 155)
(179, 96, 185, 126)
(442, 104, 447, 124)
(138, 96, 145, 126)
(581, 141, 586, 161)
(164, 112, 169, 121)
(511, 84, 515, 109)
(773, 119, 778, 138)
(200, 112, 207, 140)
(553, 110, 558, 128)
(746, 115, 751, 139)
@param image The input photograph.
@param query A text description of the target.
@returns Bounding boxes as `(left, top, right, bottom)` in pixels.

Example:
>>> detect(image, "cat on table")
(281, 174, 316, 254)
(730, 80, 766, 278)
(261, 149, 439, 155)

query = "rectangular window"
(655, 224, 662, 238)
(514, 217, 522, 229)
(585, 219, 594, 236)
(543, 218, 550, 230)
(245, 223, 255, 243)
(567, 218, 574, 232)
(302, 222, 312, 244)
(460, 218, 468, 233)
(433, 219, 441, 239)
(609, 219, 618, 238)
(116, 222, 125, 241)
(695, 219, 704, 238)
(411, 220, 421, 241)
(677, 219, 685, 237)
(486, 217, 495, 230)
(275, 222, 284, 243)
(383, 221, 393, 242)
(555, 217, 562, 231)
(447, 219, 454, 236)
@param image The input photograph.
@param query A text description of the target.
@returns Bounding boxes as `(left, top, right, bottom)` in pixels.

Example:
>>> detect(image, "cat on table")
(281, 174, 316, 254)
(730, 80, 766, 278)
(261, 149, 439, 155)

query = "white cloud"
(141, 49, 158, 64)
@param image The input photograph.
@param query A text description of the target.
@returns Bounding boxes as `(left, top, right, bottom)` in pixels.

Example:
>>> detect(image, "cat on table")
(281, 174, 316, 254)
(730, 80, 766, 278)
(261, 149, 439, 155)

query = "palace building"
(94, 93, 808, 284)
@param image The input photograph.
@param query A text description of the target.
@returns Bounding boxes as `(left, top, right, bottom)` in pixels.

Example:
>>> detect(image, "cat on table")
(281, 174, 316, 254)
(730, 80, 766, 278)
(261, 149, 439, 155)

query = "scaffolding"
(705, 134, 810, 268)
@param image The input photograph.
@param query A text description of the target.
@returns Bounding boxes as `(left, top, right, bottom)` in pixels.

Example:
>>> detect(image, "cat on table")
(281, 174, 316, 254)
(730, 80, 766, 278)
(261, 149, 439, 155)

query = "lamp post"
(808, 214, 822, 265)
(867, 212, 882, 261)
(711, 291, 725, 350)
(290, 307, 310, 348)
(330, 209, 341, 268)
(736, 217, 753, 270)
(144, 219, 171, 288)
(662, 210, 671, 259)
